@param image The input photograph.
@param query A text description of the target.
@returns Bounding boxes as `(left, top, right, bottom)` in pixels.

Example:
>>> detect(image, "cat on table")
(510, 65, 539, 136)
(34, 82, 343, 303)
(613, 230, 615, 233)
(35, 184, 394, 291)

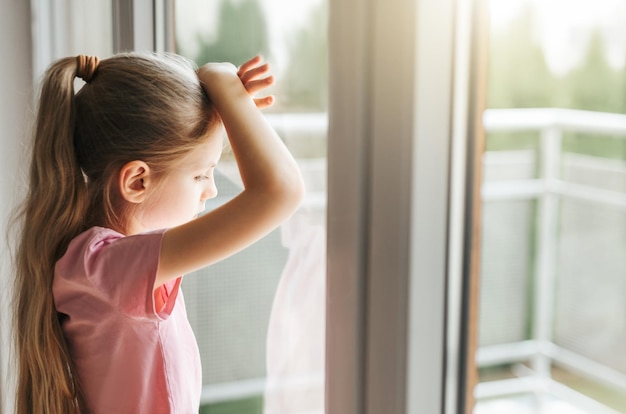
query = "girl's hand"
(237, 56, 275, 109)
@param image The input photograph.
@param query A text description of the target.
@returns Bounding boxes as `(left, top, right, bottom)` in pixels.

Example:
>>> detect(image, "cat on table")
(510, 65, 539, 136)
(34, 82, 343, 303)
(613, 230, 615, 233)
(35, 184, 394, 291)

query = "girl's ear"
(119, 160, 151, 204)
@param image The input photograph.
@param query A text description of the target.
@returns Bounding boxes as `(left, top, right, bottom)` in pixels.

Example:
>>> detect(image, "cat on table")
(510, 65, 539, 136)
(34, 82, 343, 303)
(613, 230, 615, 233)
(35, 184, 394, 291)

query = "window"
(174, 1, 328, 412)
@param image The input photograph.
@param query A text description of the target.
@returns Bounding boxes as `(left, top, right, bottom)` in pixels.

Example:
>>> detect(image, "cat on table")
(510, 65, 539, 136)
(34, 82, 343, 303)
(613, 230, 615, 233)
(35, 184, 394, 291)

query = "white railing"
(478, 108, 626, 413)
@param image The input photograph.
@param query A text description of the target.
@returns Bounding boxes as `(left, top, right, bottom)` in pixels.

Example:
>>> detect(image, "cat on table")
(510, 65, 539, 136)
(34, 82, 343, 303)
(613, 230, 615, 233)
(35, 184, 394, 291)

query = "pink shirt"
(53, 227, 201, 413)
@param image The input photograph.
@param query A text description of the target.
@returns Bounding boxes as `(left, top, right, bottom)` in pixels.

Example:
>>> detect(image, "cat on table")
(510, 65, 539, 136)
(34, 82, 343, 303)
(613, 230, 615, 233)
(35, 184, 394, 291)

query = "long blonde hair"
(13, 52, 218, 413)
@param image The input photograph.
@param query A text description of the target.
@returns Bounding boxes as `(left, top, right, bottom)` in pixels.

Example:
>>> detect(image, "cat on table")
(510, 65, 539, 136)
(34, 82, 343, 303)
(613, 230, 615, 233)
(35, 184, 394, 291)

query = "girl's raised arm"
(155, 58, 304, 287)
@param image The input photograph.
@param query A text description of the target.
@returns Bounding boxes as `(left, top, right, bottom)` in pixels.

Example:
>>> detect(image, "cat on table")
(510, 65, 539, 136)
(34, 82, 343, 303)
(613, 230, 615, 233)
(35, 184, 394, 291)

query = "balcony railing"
(478, 108, 626, 413)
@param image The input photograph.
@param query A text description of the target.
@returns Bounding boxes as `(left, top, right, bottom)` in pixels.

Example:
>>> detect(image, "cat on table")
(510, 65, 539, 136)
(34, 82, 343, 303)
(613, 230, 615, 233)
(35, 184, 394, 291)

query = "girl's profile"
(13, 51, 303, 413)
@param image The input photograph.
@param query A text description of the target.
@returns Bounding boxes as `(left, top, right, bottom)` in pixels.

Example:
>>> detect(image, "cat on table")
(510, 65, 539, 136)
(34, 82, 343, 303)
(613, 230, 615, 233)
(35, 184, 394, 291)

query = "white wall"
(0, 1, 32, 413)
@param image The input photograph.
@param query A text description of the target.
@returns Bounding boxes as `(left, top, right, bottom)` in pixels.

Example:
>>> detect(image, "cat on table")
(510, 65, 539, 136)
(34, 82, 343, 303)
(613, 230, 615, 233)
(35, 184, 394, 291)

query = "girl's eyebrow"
(191, 157, 217, 169)
(197, 162, 217, 173)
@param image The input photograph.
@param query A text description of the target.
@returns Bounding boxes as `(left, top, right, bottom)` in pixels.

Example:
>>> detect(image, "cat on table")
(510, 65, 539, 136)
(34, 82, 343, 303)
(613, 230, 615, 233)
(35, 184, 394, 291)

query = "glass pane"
(476, 0, 626, 412)
(174, 1, 327, 413)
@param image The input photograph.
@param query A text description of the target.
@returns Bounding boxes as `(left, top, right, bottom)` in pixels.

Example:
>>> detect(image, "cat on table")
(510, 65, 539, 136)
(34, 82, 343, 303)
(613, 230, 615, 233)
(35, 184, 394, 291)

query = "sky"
(490, 0, 626, 75)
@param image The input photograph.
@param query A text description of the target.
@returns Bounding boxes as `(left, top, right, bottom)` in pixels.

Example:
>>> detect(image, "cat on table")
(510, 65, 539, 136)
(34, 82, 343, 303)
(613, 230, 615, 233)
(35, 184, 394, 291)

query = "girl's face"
(135, 134, 224, 232)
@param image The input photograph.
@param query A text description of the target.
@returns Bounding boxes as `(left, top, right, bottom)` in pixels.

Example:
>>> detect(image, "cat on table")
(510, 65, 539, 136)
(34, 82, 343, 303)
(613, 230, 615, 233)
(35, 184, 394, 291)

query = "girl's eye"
(194, 175, 210, 182)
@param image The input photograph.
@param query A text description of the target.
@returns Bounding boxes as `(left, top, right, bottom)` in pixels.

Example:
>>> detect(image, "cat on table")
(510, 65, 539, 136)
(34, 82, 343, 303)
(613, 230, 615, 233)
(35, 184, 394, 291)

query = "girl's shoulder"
(68, 226, 124, 249)
(55, 226, 169, 318)
(59, 226, 166, 273)
(56, 226, 125, 281)
(69, 226, 165, 251)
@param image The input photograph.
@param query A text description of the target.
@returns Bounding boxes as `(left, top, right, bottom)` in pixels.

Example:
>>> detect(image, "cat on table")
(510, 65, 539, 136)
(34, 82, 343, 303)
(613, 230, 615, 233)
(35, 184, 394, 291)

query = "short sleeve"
(82, 228, 179, 319)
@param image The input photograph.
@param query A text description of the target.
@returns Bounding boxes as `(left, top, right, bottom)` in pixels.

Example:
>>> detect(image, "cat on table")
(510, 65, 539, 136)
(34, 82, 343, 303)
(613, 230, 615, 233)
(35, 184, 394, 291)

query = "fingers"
(237, 55, 275, 108)
(239, 63, 270, 85)
(254, 95, 274, 109)
(244, 76, 275, 95)
(237, 55, 263, 78)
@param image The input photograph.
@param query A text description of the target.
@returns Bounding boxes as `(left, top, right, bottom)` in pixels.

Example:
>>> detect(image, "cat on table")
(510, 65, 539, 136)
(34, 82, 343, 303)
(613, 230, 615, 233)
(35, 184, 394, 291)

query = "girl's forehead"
(187, 136, 223, 164)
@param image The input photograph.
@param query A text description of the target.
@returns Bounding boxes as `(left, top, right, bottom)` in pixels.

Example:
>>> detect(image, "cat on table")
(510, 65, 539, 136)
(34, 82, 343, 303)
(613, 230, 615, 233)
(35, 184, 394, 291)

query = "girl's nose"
(201, 181, 218, 201)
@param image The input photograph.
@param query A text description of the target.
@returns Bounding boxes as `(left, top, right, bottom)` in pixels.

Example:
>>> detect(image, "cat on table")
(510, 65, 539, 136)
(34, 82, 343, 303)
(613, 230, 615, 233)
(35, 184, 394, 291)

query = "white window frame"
(1, 2, 34, 413)
(327, 0, 478, 413)
(112, 0, 174, 53)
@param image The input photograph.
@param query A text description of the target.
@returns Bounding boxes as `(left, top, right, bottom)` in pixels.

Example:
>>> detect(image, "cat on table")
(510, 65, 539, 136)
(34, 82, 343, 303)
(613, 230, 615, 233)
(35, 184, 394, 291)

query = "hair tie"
(76, 55, 100, 83)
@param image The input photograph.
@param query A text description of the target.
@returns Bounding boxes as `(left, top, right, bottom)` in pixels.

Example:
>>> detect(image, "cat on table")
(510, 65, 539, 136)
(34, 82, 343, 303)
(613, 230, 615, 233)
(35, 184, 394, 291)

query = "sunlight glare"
(490, 0, 626, 75)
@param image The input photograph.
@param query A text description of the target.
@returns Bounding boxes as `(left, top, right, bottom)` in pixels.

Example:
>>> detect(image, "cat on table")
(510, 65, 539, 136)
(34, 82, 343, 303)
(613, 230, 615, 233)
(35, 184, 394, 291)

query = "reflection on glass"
(174, 1, 327, 413)
(477, 1, 626, 413)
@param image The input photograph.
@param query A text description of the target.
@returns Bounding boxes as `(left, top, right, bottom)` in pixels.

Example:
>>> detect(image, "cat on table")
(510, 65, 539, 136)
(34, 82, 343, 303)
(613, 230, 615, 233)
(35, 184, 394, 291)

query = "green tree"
(281, 2, 328, 112)
(487, 3, 626, 114)
(487, 3, 555, 109)
(562, 30, 626, 112)
(560, 30, 626, 159)
(486, 4, 626, 158)
(194, 0, 270, 67)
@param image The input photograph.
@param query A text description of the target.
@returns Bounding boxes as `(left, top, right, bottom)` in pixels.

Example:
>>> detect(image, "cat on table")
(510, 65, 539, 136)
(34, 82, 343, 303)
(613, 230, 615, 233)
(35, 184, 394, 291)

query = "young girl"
(13, 52, 304, 413)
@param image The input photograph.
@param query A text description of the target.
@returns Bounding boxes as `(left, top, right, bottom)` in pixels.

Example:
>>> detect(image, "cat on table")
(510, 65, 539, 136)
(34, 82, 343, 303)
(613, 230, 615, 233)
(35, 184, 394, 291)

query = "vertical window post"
(327, 0, 477, 412)
(112, 0, 171, 53)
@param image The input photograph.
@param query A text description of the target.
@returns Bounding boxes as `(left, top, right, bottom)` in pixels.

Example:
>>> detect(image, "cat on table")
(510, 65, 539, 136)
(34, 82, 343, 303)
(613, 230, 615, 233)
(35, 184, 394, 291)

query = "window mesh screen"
(181, 171, 289, 384)
(554, 199, 626, 372)
(478, 200, 536, 346)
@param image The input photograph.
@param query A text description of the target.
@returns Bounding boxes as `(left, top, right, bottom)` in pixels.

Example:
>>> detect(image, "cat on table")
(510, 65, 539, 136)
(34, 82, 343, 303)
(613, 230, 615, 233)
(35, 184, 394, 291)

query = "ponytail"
(14, 57, 88, 413)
